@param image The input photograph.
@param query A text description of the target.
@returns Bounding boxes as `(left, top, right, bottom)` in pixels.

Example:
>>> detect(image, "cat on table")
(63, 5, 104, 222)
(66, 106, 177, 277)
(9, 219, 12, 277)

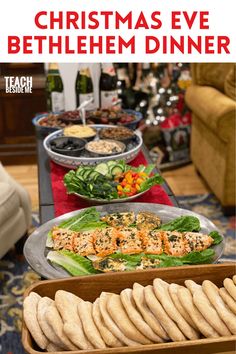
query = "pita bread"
(63, 322, 94, 350)
(37, 297, 65, 349)
(55, 290, 81, 322)
(23, 292, 49, 349)
(233, 275, 236, 285)
(120, 288, 163, 342)
(55, 290, 93, 349)
(178, 287, 219, 338)
(219, 287, 236, 315)
(99, 292, 140, 346)
(193, 288, 231, 336)
(184, 280, 202, 294)
(92, 298, 123, 347)
(144, 285, 186, 342)
(168, 283, 198, 330)
(202, 280, 236, 334)
(153, 279, 199, 340)
(107, 294, 152, 344)
(132, 283, 169, 340)
(77, 300, 106, 349)
(45, 303, 78, 350)
(223, 278, 236, 301)
(46, 342, 64, 352)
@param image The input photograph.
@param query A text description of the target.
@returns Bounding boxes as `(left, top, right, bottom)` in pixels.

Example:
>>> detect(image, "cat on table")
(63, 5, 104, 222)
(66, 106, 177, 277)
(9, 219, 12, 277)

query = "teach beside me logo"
(4, 76, 33, 93)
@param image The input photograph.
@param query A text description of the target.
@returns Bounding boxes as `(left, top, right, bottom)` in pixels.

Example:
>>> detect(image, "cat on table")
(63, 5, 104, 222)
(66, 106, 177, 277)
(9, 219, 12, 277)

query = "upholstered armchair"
(185, 64, 236, 213)
(0, 162, 31, 258)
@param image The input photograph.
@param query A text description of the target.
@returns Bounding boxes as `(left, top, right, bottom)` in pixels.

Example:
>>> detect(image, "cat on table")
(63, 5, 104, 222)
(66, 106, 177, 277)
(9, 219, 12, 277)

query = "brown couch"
(185, 64, 236, 212)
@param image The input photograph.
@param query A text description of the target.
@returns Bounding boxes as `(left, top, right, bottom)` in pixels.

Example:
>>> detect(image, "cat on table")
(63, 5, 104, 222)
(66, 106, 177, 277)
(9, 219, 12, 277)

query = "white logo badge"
(4, 76, 33, 93)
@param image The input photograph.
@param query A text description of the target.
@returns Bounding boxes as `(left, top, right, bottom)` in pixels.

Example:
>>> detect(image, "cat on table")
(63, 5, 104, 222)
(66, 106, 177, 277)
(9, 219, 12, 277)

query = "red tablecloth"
(50, 151, 173, 216)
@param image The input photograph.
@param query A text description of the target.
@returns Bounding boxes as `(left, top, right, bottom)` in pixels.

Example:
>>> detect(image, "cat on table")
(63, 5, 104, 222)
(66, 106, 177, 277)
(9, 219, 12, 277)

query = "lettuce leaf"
(181, 249, 215, 264)
(158, 258, 184, 267)
(78, 221, 107, 232)
(106, 248, 215, 270)
(63, 170, 78, 194)
(107, 252, 143, 270)
(144, 164, 155, 175)
(146, 249, 215, 265)
(209, 231, 223, 245)
(47, 247, 216, 276)
(110, 252, 143, 263)
(58, 207, 101, 231)
(47, 250, 100, 276)
(140, 174, 164, 192)
(46, 231, 54, 248)
(135, 164, 146, 173)
(158, 216, 201, 232)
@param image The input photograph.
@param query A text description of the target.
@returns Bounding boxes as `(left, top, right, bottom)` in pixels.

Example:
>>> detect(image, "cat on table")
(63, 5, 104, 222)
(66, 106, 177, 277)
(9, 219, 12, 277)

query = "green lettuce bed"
(46, 207, 223, 276)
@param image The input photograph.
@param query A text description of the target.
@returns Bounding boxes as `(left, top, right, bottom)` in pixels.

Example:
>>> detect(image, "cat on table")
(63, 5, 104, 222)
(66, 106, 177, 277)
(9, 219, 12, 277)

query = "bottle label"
(100, 90, 118, 109)
(51, 92, 64, 112)
(78, 93, 94, 110)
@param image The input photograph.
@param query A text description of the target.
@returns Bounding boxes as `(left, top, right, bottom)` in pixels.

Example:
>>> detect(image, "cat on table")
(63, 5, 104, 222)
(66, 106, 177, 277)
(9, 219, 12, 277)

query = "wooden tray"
(22, 263, 236, 354)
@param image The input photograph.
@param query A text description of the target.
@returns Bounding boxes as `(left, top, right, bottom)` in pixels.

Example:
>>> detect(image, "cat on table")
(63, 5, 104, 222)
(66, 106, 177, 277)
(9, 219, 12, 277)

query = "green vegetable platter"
(64, 160, 164, 203)
(23, 203, 224, 279)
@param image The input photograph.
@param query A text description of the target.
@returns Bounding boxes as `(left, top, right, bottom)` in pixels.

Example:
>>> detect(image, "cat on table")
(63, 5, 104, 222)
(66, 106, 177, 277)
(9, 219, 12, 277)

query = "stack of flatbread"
(23, 275, 236, 352)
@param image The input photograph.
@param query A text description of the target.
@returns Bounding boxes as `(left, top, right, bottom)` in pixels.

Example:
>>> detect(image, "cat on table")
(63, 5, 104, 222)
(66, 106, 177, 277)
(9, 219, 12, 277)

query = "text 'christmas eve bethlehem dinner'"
(8, 10, 230, 55)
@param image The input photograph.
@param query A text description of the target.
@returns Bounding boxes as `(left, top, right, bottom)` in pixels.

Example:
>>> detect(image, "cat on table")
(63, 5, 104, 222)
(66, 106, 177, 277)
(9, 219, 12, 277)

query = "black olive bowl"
(49, 136, 86, 157)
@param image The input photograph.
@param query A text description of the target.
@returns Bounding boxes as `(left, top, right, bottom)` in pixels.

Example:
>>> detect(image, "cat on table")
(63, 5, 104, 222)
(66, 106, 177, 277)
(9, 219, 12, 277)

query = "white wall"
(45, 63, 101, 111)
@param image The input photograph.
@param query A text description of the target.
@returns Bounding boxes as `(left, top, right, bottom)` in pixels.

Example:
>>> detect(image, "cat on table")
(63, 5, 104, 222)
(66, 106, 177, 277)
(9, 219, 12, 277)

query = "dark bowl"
(98, 126, 135, 144)
(63, 125, 97, 142)
(87, 109, 143, 130)
(58, 111, 82, 124)
(32, 114, 60, 138)
(118, 109, 143, 130)
(86, 109, 120, 124)
(49, 136, 86, 157)
(85, 139, 126, 157)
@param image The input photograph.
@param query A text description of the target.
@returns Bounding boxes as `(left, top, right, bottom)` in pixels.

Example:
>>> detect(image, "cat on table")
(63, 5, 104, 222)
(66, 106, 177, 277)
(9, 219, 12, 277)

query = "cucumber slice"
(111, 165, 124, 176)
(75, 167, 84, 177)
(93, 174, 103, 183)
(83, 169, 93, 179)
(76, 175, 85, 182)
(87, 171, 101, 180)
(95, 163, 109, 176)
(80, 167, 91, 175)
(107, 161, 116, 167)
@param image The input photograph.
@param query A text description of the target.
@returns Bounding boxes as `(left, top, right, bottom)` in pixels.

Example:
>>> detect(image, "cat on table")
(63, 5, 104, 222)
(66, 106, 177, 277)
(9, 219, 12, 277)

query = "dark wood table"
(37, 135, 179, 224)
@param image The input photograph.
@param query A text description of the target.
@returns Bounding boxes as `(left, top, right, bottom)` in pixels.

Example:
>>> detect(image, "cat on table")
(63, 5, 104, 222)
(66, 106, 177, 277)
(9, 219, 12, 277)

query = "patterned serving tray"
(43, 125, 143, 169)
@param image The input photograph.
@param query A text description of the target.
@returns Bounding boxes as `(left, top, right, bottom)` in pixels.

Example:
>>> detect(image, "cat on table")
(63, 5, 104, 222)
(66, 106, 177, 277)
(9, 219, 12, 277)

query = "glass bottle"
(75, 64, 94, 109)
(99, 63, 119, 108)
(46, 63, 65, 113)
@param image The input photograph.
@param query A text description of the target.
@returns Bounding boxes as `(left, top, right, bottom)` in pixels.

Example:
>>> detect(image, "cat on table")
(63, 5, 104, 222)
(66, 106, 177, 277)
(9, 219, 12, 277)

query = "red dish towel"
(50, 151, 173, 217)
